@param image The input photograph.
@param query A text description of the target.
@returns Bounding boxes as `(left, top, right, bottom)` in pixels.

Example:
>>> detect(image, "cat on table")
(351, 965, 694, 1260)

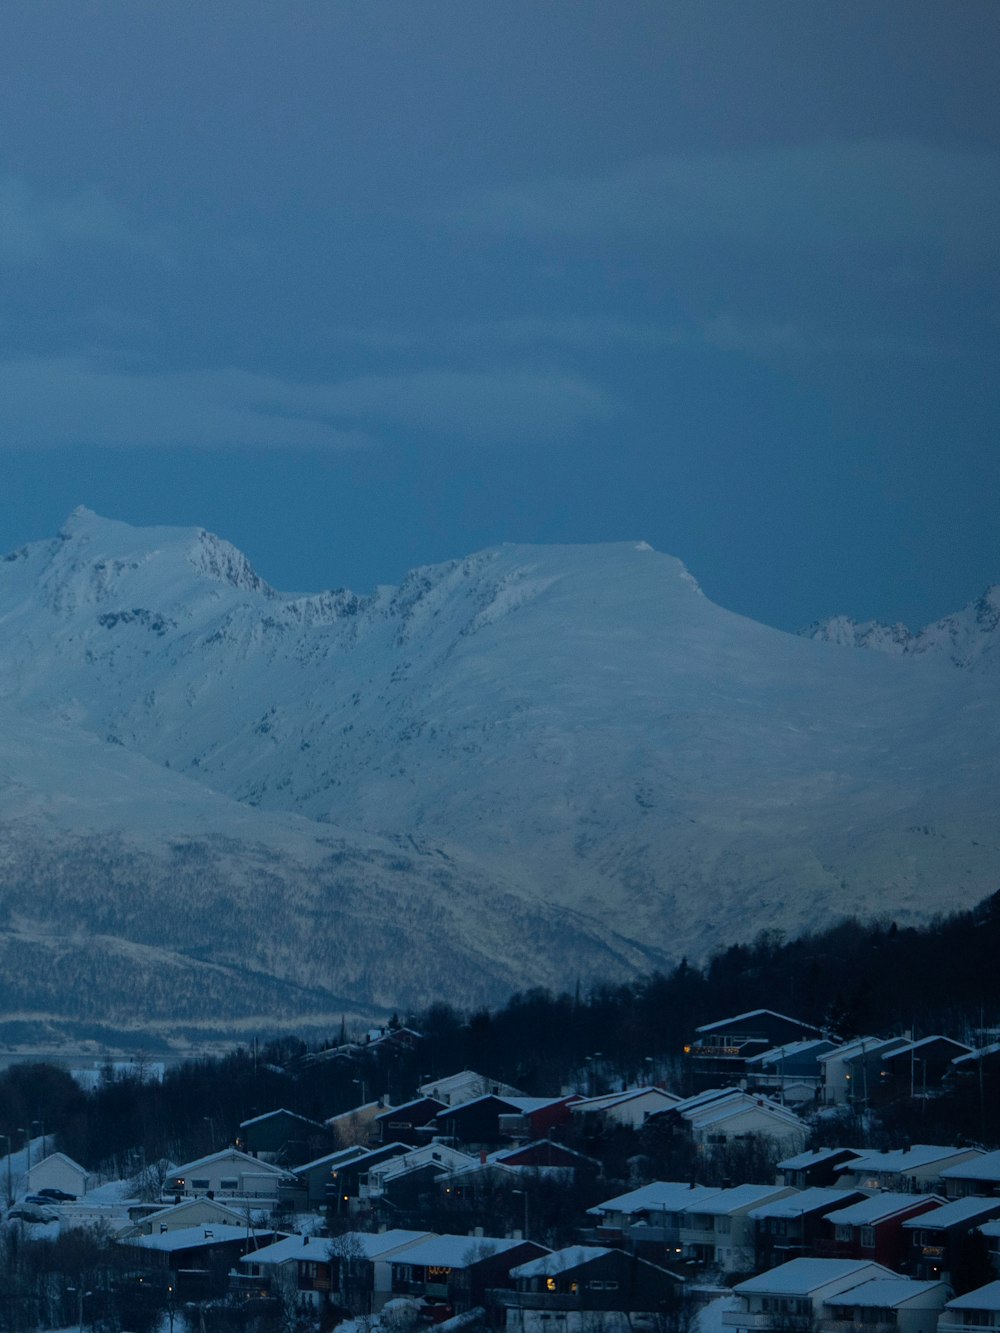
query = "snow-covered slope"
(0, 509, 997, 1041)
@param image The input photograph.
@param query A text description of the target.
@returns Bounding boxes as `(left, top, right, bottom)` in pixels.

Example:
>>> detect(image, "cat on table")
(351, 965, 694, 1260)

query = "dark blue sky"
(1, 1, 997, 630)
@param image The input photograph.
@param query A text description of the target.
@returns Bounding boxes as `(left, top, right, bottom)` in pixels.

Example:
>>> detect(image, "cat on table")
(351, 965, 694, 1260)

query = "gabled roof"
(942, 1150, 1000, 1182)
(27, 1150, 89, 1177)
(825, 1279, 949, 1308)
(376, 1096, 446, 1121)
(818, 1036, 905, 1064)
(683, 1185, 795, 1217)
(239, 1107, 325, 1130)
(749, 1188, 860, 1221)
(735, 1259, 893, 1296)
(389, 1234, 540, 1268)
(778, 1147, 862, 1171)
(589, 1181, 718, 1216)
(901, 1196, 1000, 1229)
(947, 1282, 1000, 1312)
(745, 1040, 837, 1068)
(292, 1145, 369, 1177)
(695, 1010, 821, 1036)
(846, 1144, 979, 1174)
(126, 1223, 277, 1252)
(512, 1246, 615, 1278)
(881, 1036, 972, 1061)
(571, 1087, 679, 1113)
(168, 1148, 285, 1177)
(824, 1192, 942, 1226)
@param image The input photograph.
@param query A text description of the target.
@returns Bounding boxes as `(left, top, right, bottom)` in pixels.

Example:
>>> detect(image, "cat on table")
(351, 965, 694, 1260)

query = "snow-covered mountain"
(0, 508, 997, 1045)
(803, 585, 1000, 669)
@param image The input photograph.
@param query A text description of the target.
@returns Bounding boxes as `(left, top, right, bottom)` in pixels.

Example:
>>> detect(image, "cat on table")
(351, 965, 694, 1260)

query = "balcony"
(723, 1314, 811, 1331)
(939, 1322, 1000, 1333)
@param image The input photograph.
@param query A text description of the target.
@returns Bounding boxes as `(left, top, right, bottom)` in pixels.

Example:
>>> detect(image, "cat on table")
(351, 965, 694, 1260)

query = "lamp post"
(67, 1287, 92, 1333)
(2, 1134, 12, 1207)
(31, 1119, 44, 1162)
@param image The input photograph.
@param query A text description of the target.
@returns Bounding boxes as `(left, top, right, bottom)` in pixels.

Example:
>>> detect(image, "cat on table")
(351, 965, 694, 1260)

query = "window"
(191, 1178, 210, 1190)
(836, 1225, 853, 1243)
(860, 1227, 876, 1249)
(220, 1177, 239, 1191)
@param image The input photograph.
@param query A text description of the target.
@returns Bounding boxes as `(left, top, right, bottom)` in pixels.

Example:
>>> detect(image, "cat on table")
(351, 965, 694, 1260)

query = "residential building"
(725, 1258, 895, 1333)
(820, 1193, 944, 1270)
(902, 1197, 1000, 1281)
(939, 1281, 1000, 1333)
(820, 1277, 951, 1333)
(162, 1149, 286, 1203)
(499, 1245, 685, 1333)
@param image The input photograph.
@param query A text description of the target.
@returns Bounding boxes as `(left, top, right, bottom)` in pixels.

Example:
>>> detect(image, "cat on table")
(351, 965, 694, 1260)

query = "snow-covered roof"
(684, 1185, 794, 1216)
(745, 1040, 835, 1068)
(240, 1107, 323, 1128)
(589, 1181, 718, 1216)
(241, 1233, 326, 1265)
(749, 1188, 858, 1220)
(168, 1147, 285, 1177)
(779, 1147, 860, 1170)
(695, 1010, 820, 1036)
(818, 1037, 903, 1064)
(901, 1196, 1000, 1229)
(846, 1144, 975, 1174)
(292, 1145, 369, 1176)
(390, 1234, 535, 1268)
(824, 1193, 941, 1226)
(512, 1246, 614, 1278)
(735, 1259, 891, 1295)
(881, 1036, 972, 1060)
(127, 1223, 275, 1252)
(685, 1094, 803, 1130)
(825, 1279, 947, 1308)
(942, 1150, 1000, 1181)
(954, 1042, 1000, 1067)
(572, 1087, 678, 1113)
(947, 1282, 1000, 1312)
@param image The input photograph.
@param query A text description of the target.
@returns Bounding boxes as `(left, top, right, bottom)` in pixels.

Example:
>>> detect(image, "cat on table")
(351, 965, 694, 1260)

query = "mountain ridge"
(0, 510, 996, 1045)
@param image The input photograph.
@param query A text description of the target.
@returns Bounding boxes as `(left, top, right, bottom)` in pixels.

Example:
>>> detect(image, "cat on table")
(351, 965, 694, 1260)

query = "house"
(570, 1088, 680, 1130)
(902, 1196, 1000, 1281)
(686, 1011, 824, 1089)
(678, 1184, 798, 1273)
(749, 1188, 869, 1270)
(655, 1088, 808, 1156)
(325, 1143, 413, 1215)
(493, 1140, 601, 1177)
(941, 1152, 1000, 1200)
(24, 1151, 90, 1198)
(499, 1245, 685, 1333)
(162, 1148, 286, 1203)
(327, 1100, 393, 1150)
(281, 1145, 369, 1210)
(587, 1180, 724, 1258)
(725, 1258, 896, 1333)
(125, 1196, 253, 1237)
(778, 1148, 863, 1190)
(389, 1233, 548, 1316)
(875, 1040, 974, 1105)
(364, 1143, 475, 1202)
(743, 1040, 839, 1105)
(419, 1071, 525, 1108)
(837, 1147, 983, 1195)
(819, 1037, 910, 1107)
(819, 1193, 944, 1270)
(939, 1281, 1000, 1333)
(238, 1232, 334, 1309)
(374, 1097, 447, 1146)
(121, 1223, 280, 1299)
(819, 1277, 952, 1333)
(433, 1095, 575, 1149)
(238, 1108, 327, 1163)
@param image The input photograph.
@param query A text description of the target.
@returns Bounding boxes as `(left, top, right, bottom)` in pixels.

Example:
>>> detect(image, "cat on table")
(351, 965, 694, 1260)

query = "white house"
(162, 1148, 286, 1202)
(418, 1070, 524, 1107)
(820, 1277, 952, 1333)
(25, 1152, 90, 1197)
(939, 1281, 1000, 1333)
(726, 1259, 895, 1333)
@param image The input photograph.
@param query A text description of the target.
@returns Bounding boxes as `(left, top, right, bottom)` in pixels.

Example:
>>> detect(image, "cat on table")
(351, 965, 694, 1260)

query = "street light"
(67, 1287, 93, 1333)
(2, 1134, 12, 1207)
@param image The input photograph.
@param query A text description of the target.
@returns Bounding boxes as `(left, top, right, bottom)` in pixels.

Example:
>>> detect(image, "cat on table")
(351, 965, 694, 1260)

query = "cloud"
(0, 174, 162, 263)
(447, 140, 1000, 261)
(0, 357, 613, 450)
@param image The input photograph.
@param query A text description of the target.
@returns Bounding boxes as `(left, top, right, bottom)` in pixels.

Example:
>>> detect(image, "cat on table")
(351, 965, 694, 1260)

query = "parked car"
(24, 1194, 60, 1207)
(37, 1188, 76, 1201)
(7, 1206, 55, 1223)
